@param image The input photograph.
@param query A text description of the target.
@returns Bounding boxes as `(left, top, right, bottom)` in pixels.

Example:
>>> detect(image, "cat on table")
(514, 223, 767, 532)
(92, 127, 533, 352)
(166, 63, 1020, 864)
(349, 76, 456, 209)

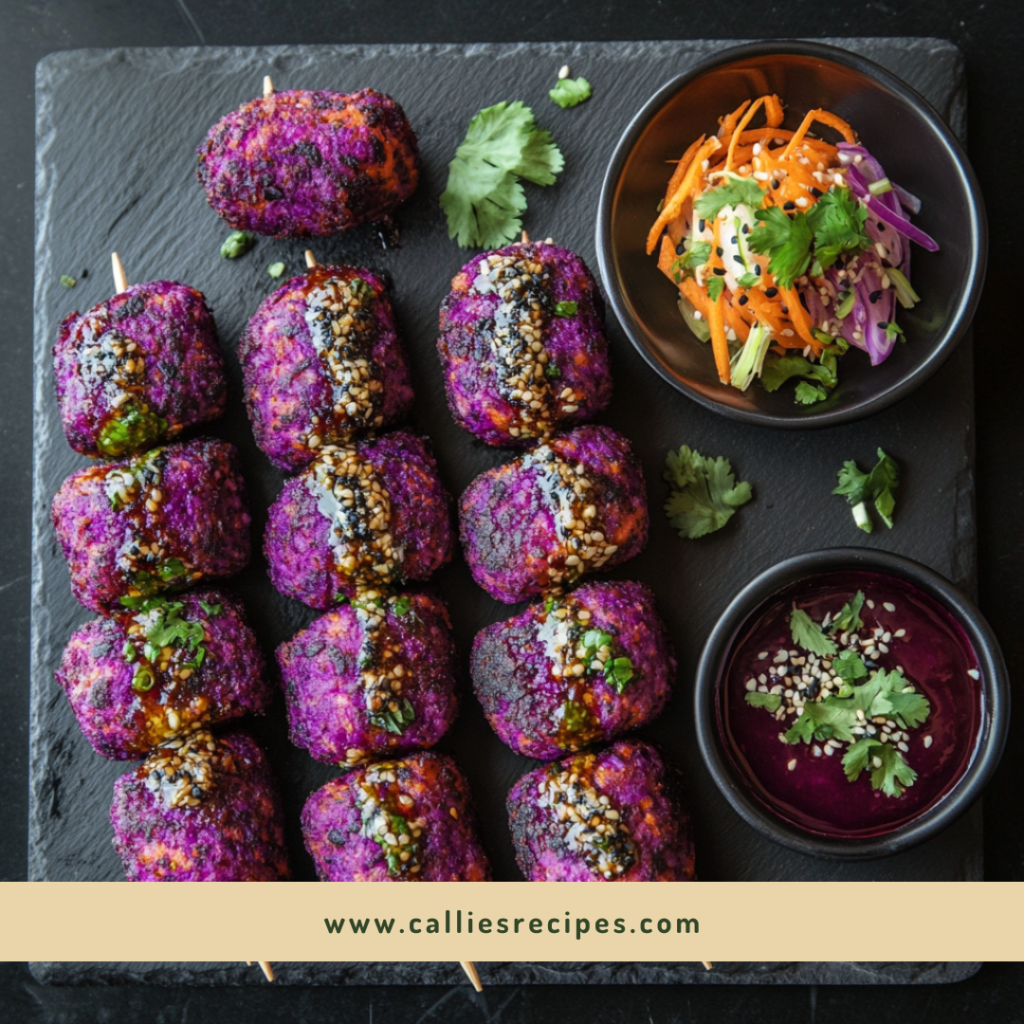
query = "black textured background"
(3, 1, 1024, 1021)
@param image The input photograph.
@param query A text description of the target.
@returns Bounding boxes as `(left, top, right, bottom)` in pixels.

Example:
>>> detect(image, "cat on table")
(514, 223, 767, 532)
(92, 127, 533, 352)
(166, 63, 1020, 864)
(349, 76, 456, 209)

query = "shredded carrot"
(707, 291, 731, 383)
(680, 277, 709, 318)
(782, 108, 856, 160)
(717, 100, 752, 140)
(723, 299, 751, 343)
(663, 135, 706, 207)
(646, 137, 720, 254)
(725, 97, 766, 173)
(780, 286, 820, 350)
(764, 93, 784, 127)
(657, 234, 677, 283)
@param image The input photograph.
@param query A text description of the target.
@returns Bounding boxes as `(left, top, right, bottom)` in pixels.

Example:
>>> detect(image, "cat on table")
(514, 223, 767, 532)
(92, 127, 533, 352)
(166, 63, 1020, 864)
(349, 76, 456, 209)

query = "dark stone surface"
(5, 0, 1024, 1018)
(27, 37, 982, 986)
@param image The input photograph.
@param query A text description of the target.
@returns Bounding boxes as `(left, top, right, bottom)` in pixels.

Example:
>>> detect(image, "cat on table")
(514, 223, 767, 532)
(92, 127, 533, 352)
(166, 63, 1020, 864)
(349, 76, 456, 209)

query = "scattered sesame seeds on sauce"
(472, 249, 585, 440)
(356, 762, 426, 878)
(523, 444, 618, 591)
(303, 269, 386, 447)
(309, 446, 402, 589)
(724, 571, 985, 836)
(143, 730, 225, 810)
(76, 316, 146, 412)
(536, 753, 637, 879)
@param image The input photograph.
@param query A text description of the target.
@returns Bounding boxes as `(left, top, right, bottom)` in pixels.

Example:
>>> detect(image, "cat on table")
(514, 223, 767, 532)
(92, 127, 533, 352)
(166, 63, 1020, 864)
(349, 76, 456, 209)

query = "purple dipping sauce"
(720, 570, 983, 838)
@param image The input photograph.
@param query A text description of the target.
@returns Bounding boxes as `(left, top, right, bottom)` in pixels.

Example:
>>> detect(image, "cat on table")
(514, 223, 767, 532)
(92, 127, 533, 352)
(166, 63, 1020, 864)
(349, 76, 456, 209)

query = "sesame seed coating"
(277, 590, 459, 766)
(301, 751, 491, 881)
(240, 265, 414, 472)
(264, 430, 454, 609)
(507, 740, 695, 882)
(56, 590, 271, 760)
(51, 438, 251, 614)
(437, 241, 611, 446)
(472, 580, 675, 760)
(197, 88, 420, 237)
(110, 729, 290, 882)
(53, 281, 227, 459)
(458, 424, 648, 604)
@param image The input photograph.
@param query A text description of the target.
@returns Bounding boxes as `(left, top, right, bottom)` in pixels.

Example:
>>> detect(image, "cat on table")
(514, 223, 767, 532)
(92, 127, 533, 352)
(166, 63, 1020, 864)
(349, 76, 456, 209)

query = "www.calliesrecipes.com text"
(324, 910, 699, 940)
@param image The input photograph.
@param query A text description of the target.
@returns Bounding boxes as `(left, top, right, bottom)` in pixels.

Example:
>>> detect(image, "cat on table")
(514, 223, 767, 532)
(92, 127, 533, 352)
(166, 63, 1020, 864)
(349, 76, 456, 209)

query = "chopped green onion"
(835, 290, 855, 319)
(868, 178, 893, 196)
(267, 261, 286, 278)
(886, 267, 920, 310)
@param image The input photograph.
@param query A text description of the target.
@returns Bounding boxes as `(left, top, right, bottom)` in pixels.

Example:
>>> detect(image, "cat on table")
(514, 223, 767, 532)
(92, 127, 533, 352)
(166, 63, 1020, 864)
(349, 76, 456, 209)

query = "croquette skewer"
(460, 961, 483, 991)
(263, 75, 274, 98)
(304, 248, 317, 268)
(111, 251, 128, 293)
(245, 961, 275, 981)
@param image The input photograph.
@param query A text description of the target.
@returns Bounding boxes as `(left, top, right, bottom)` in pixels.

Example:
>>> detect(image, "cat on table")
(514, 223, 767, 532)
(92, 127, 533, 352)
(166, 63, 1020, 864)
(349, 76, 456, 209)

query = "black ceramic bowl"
(694, 548, 1008, 860)
(596, 40, 987, 427)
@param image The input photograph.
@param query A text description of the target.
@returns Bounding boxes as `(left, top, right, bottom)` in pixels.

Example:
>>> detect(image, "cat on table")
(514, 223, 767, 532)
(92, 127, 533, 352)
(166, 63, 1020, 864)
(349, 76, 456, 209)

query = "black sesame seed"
(755, 264, 762, 275)
(741, 224, 750, 234)
(733, 254, 745, 264)
(869, 290, 882, 303)
(809, 187, 823, 198)
(676, 242, 686, 255)
(715, 246, 724, 257)
(764, 287, 779, 298)
(771, 179, 780, 189)
(698, 219, 705, 232)
(730, 235, 738, 245)
(738, 295, 749, 306)
(781, 304, 789, 315)
(877, 321, 889, 329)
(783, 201, 796, 211)
(712, 267, 726, 276)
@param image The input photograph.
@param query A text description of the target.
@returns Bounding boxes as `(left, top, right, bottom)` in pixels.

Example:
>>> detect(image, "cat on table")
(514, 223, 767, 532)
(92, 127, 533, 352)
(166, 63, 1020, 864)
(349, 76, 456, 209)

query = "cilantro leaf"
(789, 608, 838, 657)
(368, 696, 416, 735)
(745, 692, 781, 712)
(748, 207, 812, 289)
(439, 101, 564, 248)
(833, 449, 900, 532)
(198, 600, 222, 618)
(681, 242, 712, 270)
(760, 354, 836, 393)
(841, 737, 878, 782)
(554, 301, 578, 317)
(663, 445, 753, 539)
(736, 271, 760, 289)
(872, 744, 918, 797)
(805, 187, 870, 271)
(605, 657, 635, 694)
(785, 700, 856, 745)
(833, 649, 868, 683)
(693, 176, 764, 221)
(829, 591, 865, 634)
(794, 381, 828, 405)
(706, 276, 725, 303)
(392, 595, 412, 616)
(549, 76, 592, 109)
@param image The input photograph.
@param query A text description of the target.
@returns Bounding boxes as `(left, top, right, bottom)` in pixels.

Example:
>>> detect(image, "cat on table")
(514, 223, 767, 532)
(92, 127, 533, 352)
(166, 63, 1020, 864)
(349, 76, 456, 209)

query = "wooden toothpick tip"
(244, 961, 274, 981)
(111, 252, 128, 294)
(304, 249, 317, 269)
(459, 960, 483, 992)
(701, 961, 714, 971)
(263, 75, 274, 98)
(520, 230, 530, 243)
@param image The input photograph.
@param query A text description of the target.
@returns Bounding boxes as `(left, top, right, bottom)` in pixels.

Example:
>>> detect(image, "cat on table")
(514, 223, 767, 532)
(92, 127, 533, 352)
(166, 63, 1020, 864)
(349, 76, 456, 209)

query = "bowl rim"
(595, 38, 989, 429)
(692, 546, 1010, 860)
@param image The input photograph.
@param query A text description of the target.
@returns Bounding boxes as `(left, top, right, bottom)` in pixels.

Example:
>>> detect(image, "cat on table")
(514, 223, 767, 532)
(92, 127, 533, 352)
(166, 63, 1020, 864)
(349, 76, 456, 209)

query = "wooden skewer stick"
(701, 961, 713, 971)
(263, 75, 274, 98)
(304, 249, 317, 269)
(111, 252, 128, 294)
(459, 960, 483, 992)
(520, 230, 530, 243)
(244, 961, 275, 982)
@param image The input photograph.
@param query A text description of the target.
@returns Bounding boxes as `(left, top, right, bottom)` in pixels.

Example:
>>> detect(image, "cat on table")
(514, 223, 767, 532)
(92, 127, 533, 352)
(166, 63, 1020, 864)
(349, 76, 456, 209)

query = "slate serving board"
(30, 39, 979, 985)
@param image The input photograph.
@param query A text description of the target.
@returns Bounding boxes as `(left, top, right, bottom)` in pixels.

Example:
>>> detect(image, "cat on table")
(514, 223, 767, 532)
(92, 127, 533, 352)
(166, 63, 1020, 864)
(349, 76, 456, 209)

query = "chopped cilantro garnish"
(833, 448, 900, 532)
(843, 739, 917, 798)
(96, 404, 168, 459)
(663, 445, 753, 539)
(833, 649, 868, 683)
(392, 595, 412, 616)
(59, 275, 77, 289)
(806, 188, 870, 271)
(543, 595, 557, 615)
(829, 591, 865, 634)
(544, 363, 562, 379)
(220, 230, 255, 259)
(789, 608, 838, 657)
(736, 271, 760, 289)
(267, 261, 286, 278)
(554, 301, 578, 317)
(604, 657, 635, 693)
(122, 640, 136, 663)
(794, 381, 828, 405)
(439, 101, 564, 248)
(748, 206, 813, 289)
(706, 276, 725, 303)
(679, 241, 712, 271)
(549, 76, 592, 109)
(693, 176, 764, 221)
(745, 692, 782, 712)
(760, 354, 835, 394)
(368, 697, 416, 735)
(198, 600, 222, 617)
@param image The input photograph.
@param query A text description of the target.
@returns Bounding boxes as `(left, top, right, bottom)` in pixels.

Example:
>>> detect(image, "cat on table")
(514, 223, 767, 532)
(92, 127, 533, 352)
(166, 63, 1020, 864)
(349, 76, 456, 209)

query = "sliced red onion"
(846, 164, 938, 251)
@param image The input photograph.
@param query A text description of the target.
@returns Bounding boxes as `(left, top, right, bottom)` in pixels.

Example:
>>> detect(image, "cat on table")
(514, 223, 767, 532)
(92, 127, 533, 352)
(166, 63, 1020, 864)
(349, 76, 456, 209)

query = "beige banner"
(1, 882, 1022, 961)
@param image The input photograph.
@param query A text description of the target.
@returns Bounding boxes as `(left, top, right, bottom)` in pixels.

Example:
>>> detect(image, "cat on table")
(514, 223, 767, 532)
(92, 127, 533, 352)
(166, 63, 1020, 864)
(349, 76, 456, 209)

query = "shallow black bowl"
(693, 548, 1009, 860)
(596, 40, 987, 427)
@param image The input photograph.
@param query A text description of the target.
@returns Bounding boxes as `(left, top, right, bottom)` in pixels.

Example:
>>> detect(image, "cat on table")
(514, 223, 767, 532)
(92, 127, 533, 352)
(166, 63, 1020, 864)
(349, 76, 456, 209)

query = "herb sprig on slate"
(440, 101, 564, 248)
(833, 448, 900, 532)
(663, 445, 753, 539)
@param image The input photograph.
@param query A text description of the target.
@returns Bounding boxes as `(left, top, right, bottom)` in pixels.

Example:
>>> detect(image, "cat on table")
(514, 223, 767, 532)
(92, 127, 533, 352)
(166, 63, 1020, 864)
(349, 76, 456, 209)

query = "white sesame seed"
(924, 735, 933, 748)
(745, 679, 757, 692)
(787, 759, 797, 771)
(758, 651, 769, 660)
(968, 669, 980, 680)
(558, 64, 570, 79)
(883, 602, 896, 612)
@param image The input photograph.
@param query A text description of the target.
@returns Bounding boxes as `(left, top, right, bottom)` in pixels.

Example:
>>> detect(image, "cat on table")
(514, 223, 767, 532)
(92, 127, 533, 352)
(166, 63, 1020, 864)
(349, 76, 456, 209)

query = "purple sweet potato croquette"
(507, 739, 695, 881)
(472, 580, 674, 760)
(197, 88, 420, 237)
(56, 589, 270, 760)
(301, 751, 490, 881)
(110, 729, 290, 881)
(459, 424, 648, 604)
(53, 280, 227, 459)
(51, 438, 251, 613)
(437, 241, 611, 446)
(278, 590, 458, 766)
(239, 265, 414, 471)
(265, 431, 454, 608)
